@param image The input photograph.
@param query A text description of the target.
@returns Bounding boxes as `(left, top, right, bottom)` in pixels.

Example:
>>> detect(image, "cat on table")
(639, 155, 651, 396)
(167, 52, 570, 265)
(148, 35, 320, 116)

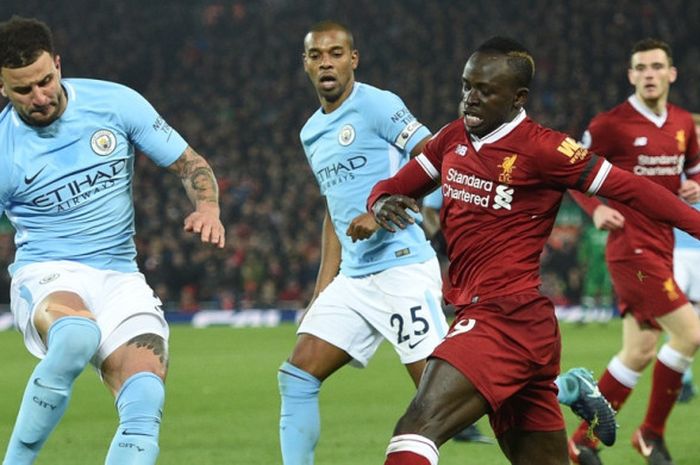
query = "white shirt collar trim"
(628, 94, 667, 128)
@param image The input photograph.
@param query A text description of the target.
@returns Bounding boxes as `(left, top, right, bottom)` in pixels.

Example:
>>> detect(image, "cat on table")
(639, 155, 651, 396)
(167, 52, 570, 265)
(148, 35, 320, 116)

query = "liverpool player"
(347, 37, 700, 465)
(568, 39, 700, 465)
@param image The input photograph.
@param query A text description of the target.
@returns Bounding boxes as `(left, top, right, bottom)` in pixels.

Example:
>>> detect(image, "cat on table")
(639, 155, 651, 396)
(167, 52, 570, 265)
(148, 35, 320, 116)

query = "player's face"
(303, 29, 358, 112)
(461, 52, 528, 138)
(0, 51, 66, 127)
(628, 48, 677, 104)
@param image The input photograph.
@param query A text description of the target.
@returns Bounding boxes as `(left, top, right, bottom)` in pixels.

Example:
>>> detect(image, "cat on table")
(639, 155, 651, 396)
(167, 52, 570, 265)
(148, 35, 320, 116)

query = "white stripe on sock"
(608, 356, 641, 388)
(386, 434, 439, 465)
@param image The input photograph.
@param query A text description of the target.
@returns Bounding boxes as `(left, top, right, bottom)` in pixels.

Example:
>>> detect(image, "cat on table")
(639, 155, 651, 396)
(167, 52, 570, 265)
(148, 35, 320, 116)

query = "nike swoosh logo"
(446, 318, 476, 339)
(24, 165, 47, 185)
(408, 337, 427, 349)
(578, 376, 603, 398)
(122, 429, 151, 437)
(636, 432, 654, 457)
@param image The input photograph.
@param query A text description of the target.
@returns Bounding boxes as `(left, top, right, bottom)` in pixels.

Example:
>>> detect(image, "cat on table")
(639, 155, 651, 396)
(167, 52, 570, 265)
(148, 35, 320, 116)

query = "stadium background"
(0, 0, 698, 313)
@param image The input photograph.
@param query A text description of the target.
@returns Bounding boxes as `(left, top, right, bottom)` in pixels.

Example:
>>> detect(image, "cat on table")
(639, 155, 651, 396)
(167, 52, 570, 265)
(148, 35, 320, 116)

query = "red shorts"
(608, 256, 688, 330)
(431, 291, 564, 437)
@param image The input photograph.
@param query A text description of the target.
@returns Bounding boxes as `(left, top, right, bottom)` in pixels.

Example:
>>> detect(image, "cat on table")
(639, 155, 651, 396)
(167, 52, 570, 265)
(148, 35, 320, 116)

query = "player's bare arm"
(168, 145, 225, 248)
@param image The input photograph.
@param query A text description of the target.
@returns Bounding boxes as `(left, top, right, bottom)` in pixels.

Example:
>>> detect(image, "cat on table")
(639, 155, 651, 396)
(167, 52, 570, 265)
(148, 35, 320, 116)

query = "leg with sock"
(105, 372, 164, 465)
(278, 361, 322, 465)
(3, 317, 101, 465)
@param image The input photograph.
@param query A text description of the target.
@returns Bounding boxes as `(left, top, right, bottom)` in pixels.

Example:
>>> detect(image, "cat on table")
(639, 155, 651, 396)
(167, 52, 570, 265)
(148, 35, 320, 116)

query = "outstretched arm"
(596, 164, 700, 238)
(168, 146, 225, 248)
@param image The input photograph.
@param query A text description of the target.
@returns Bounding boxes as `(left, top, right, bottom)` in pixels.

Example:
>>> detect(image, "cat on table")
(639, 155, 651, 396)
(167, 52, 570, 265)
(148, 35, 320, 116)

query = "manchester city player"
(277, 21, 449, 465)
(0, 16, 225, 465)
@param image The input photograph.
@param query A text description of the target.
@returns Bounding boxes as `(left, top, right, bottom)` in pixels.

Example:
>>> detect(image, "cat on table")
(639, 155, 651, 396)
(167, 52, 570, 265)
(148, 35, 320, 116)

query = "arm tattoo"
(127, 333, 169, 366)
(169, 146, 219, 205)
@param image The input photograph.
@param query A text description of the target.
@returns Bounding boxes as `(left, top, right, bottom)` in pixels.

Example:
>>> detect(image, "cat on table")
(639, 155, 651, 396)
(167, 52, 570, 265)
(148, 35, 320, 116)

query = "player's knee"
(116, 372, 165, 438)
(47, 317, 101, 377)
(278, 361, 321, 397)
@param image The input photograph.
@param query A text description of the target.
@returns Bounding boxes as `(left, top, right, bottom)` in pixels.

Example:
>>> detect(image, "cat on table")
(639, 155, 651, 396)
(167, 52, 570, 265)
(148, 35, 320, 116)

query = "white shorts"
(674, 249, 700, 302)
(298, 257, 448, 367)
(10, 260, 169, 367)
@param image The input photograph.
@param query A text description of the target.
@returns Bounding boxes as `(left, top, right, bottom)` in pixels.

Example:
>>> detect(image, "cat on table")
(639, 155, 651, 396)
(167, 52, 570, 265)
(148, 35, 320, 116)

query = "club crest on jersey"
(498, 154, 517, 184)
(663, 278, 680, 301)
(676, 130, 686, 152)
(338, 124, 356, 146)
(454, 144, 468, 156)
(90, 129, 117, 156)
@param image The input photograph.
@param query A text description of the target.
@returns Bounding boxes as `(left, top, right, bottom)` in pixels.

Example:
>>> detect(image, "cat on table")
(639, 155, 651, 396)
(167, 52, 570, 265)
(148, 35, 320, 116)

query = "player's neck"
(636, 93, 667, 116)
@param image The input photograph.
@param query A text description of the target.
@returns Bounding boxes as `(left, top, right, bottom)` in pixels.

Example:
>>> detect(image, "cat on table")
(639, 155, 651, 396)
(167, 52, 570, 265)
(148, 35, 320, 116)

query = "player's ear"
(351, 49, 359, 70)
(0, 78, 5, 98)
(513, 87, 529, 109)
(668, 65, 677, 84)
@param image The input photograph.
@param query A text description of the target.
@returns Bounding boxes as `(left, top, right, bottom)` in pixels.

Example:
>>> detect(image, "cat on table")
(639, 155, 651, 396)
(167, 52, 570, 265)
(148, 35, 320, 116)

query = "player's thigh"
(498, 429, 568, 465)
(296, 274, 384, 369)
(396, 358, 490, 446)
(288, 332, 353, 381)
(10, 261, 96, 356)
(369, 258, 449, 364)
(100, 319, 168, 396)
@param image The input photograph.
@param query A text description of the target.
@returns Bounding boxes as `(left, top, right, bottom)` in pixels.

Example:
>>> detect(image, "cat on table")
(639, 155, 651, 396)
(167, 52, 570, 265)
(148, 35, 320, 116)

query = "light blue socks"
(278, 361, 322, 465)
(105, 372, 164, 465)
(3, 316, 100, 465)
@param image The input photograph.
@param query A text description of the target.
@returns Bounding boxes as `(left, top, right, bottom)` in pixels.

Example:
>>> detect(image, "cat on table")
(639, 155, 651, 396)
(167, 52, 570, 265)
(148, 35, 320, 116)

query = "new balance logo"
(455, 144, 468, 156)
(633, 137, 648, 147)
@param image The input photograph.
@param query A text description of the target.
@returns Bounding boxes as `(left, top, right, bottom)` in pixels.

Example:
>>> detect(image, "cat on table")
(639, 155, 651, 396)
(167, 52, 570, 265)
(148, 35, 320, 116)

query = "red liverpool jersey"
(581, 96, 700, 262)
(420, 110, 611, 306)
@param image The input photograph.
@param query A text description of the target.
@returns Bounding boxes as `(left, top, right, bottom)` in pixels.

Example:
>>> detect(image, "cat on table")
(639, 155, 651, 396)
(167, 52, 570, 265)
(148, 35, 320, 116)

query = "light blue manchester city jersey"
(0, 78, 187, 275)
(300, 82, 435, 277)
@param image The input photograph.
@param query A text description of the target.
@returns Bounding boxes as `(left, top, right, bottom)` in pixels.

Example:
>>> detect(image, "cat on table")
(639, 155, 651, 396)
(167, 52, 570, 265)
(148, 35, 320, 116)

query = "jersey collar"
(628, 94, 667, 128)
(468, 108, 526, 151)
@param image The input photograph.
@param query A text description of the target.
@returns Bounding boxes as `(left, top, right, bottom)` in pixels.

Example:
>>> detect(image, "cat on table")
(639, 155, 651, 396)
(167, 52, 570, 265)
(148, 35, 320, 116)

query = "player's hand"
(678, 180, 700, 204)
(592, 204, 625, 231)
(371, 195, 419, 233)
(183, 204, 226, 248)
(346, 212, 380, 242)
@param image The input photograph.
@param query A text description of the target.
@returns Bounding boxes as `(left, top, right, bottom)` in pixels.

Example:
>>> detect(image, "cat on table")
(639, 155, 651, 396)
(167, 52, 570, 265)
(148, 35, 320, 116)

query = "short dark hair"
(0, 16, 54, 69)
(307, 20, 355, 49)
(475, 36, 535, 87)
(630, 38, 673, 66)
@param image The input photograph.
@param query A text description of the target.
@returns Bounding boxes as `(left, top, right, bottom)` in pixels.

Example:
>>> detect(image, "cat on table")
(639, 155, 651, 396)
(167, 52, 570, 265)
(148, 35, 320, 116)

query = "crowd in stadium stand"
(1, 0, 698, 310)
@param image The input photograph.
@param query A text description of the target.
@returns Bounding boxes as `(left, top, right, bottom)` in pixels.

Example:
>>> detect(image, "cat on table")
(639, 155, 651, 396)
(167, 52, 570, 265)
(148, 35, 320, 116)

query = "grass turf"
(0, 320, 697, 464)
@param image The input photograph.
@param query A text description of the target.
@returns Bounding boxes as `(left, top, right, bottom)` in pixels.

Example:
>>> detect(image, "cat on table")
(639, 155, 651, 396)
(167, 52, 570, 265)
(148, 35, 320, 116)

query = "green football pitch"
(0, 320, 697, 464)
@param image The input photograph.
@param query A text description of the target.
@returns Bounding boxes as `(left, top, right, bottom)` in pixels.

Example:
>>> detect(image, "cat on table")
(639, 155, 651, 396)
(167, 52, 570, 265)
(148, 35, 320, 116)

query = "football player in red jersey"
(567, 39, 700, 465)
(347, 37, 700, 465)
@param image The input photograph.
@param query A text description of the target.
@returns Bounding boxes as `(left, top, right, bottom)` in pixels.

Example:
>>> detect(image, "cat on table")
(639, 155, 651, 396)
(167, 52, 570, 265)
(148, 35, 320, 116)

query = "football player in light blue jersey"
(0, 17, 225, 465)
(277, 21, 449, 465)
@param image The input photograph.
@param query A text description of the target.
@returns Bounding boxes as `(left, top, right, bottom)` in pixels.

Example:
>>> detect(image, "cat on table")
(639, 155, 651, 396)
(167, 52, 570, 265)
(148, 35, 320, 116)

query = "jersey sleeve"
(684, 117, 700, 180)
(368, 90, 430, 154)
(536, 130, 612, 195)
(114, 85, 188, 167)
